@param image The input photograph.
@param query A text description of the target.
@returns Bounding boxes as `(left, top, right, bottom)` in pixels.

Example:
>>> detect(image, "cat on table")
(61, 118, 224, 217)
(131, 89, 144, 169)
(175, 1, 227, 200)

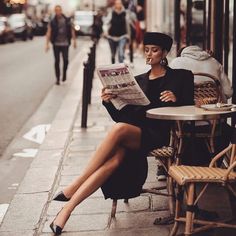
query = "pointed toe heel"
(50, 222, 62, 235)
(53, 191, 70, 202)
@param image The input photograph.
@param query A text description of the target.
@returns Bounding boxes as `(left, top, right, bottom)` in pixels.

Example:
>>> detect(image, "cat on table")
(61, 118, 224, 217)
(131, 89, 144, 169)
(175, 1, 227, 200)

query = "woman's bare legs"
(53, 147, 126, 228)
(62, 123, 141, 198)
(52, 123, 142, 229)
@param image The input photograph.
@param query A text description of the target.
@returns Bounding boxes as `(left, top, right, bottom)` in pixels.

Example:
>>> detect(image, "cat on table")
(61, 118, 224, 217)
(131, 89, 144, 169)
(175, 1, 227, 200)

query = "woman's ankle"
(54, 207, 71, 228)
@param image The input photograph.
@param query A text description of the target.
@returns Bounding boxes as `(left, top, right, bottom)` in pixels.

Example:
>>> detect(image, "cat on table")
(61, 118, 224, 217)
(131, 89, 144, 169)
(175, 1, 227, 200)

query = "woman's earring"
(160, 58, 167, 66)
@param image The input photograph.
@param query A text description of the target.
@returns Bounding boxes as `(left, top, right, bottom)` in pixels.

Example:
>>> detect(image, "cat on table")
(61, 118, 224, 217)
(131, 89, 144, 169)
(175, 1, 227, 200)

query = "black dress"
(101, 67, 194, 199)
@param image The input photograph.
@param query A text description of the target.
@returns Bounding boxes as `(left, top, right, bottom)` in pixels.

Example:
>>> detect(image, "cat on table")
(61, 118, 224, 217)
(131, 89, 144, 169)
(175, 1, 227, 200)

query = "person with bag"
(45, 5, 77, 85)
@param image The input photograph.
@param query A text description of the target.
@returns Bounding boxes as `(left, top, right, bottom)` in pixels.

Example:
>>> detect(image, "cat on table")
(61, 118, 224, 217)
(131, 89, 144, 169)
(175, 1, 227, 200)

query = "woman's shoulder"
(167, 66, 193, 74)
(134, 71, 150, 80)
(167, 67, 193, 79)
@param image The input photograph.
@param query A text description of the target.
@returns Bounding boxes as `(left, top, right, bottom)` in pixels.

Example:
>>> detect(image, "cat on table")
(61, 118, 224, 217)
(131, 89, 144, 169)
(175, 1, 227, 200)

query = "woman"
(50, 32, 194, 235)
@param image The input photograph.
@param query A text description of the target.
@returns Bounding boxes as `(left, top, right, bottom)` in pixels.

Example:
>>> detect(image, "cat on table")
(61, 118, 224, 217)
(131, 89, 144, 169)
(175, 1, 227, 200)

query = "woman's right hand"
(101, 88, 117, 103)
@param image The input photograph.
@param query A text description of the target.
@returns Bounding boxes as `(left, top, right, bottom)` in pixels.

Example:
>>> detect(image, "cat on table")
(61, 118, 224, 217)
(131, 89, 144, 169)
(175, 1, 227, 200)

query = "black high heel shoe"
(50, 221, 62, 235)
(53, 191, 71, 202)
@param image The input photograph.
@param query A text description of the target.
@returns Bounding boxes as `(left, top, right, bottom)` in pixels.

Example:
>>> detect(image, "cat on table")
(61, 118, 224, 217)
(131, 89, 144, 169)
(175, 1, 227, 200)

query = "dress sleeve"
(102, 101, 121, 122)
(103, 101, 147, 125)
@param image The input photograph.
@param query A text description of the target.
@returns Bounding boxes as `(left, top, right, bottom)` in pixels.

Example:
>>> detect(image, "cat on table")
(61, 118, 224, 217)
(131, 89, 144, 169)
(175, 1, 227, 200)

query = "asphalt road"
(0, 37, 81, 157)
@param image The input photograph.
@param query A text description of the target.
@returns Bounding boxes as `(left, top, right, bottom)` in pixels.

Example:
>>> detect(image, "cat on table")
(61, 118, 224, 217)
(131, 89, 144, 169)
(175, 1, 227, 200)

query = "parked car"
(34, 15, 49, 36)
(0, 16, 15, 43)
(8, 13, 34, 41)
(73, 11, 94, 36)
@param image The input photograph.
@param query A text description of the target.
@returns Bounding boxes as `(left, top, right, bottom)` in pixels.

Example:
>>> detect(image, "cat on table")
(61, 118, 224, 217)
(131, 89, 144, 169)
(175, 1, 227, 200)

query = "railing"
(81, 42, 96, 128)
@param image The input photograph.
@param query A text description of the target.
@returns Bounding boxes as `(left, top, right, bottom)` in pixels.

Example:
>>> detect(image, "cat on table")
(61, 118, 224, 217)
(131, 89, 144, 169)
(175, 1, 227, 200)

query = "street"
(0, 36, 91, 204)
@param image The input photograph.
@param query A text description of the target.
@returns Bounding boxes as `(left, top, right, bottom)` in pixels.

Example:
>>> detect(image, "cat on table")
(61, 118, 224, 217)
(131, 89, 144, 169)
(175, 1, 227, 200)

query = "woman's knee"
(110, 123, 132, 139)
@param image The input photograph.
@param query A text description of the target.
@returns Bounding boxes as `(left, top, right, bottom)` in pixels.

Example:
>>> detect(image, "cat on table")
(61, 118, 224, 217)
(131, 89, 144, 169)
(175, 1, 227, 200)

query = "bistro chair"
(168, 127, 236, 236)
(175, 72, 223, 156)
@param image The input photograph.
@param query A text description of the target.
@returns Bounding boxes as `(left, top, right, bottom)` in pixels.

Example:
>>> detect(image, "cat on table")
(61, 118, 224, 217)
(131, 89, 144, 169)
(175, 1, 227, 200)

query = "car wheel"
(1, 36, 6, 44)
(22, 31, 27, 41)
(10, 36, 15, 43)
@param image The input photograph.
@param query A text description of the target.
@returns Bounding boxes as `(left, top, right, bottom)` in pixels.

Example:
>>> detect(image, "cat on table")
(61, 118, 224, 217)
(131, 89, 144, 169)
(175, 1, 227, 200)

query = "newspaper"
(97, 63, 150, 110)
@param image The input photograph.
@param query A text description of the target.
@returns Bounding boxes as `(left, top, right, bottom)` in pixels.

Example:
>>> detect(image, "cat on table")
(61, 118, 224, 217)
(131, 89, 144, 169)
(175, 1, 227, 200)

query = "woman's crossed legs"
(53, 122, 142, 229)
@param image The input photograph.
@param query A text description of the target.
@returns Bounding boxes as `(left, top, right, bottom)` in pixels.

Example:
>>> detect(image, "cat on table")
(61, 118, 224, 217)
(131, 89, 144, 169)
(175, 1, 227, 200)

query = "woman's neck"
(149, 65, 167, 80)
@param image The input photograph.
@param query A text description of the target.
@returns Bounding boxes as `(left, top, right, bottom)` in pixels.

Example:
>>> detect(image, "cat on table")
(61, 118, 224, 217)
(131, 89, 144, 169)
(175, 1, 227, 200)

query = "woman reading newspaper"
(50, 32, 194, 235)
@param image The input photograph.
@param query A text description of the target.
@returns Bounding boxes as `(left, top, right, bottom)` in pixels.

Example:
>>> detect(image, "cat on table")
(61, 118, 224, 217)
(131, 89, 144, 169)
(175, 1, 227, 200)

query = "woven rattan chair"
(176, 72, 222, 156)
(168, 127, 236, 236)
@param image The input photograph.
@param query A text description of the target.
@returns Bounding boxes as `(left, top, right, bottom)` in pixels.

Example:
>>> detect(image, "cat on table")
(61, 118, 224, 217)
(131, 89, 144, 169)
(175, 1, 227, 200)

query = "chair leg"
(166, 157, 175, 215)
(227, 188, 236, 220)
(185, 183, 195, 235)
(124, 199, 129, 203)
(111, 199, 117, 218)
(170, 184, 183, 236)
(167, 175, 175, 215)
(176, 136, 183, 165)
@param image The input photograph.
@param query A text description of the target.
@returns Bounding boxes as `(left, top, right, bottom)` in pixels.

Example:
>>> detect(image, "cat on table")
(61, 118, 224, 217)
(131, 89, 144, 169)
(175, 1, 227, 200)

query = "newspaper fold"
(97, 63, 150, 110)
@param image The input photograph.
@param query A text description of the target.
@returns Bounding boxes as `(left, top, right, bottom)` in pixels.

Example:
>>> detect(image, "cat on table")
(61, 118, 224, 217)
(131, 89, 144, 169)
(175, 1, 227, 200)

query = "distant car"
(0, 16, 15, 43)
(8, 13, 34, 41)
(34, 20, 47, 36)
(34, 15, 49, 36)
(73, 11, 94, 36)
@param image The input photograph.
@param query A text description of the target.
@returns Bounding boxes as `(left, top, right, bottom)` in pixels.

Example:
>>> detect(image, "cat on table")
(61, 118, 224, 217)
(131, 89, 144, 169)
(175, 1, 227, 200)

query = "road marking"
(7, 183, 19, 190)
(13, 148, 38, 158)
(0, 204, 9, 224)
(23, 124, 51, 144)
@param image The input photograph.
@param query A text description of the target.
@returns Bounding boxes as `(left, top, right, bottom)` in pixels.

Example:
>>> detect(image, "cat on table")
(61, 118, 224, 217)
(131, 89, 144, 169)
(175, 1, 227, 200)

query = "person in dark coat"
(45, 5, 77, 85)
(49, 32, 194, 235)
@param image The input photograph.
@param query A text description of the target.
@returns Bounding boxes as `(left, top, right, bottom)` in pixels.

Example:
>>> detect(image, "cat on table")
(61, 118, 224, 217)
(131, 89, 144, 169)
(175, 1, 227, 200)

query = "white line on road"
(0, 204, 9, 224)
(13, 148, 38, 158)
(23, 124, 51, 144)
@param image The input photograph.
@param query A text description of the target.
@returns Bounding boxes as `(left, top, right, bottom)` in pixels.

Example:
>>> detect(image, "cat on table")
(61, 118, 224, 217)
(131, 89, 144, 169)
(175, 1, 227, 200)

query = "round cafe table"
(146, 105, 236, 164)
(146, 105, 236, 121)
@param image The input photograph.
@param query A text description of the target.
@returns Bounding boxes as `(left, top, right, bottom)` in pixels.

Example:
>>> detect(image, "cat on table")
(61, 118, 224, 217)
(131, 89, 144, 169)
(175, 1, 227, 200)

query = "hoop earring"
(160, 58, 167, 66)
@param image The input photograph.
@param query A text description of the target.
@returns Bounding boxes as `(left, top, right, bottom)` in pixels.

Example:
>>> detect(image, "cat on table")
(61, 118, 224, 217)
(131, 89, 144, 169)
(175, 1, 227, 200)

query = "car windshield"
(75, 15, 92, 21)
(9, 15, 25, 24)
(74, 12, 93, 25)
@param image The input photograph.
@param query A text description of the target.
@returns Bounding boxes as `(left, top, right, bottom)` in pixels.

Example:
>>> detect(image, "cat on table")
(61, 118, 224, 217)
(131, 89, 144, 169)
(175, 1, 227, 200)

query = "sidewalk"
(0, 39, 234, 236)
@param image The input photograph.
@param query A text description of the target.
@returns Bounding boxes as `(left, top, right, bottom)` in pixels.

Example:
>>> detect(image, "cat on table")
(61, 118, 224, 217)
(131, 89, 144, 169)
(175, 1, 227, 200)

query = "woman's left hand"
(160, 90, 177, 102)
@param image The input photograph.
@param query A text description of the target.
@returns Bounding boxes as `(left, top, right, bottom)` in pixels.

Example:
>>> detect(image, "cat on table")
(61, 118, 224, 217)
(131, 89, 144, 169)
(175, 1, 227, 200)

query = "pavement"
(0, 38, 235, 236)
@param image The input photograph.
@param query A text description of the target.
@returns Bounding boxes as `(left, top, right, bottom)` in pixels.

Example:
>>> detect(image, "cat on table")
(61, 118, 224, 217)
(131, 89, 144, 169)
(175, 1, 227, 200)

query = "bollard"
(81, 42, 96, 128)
(81, 61, 89, 128)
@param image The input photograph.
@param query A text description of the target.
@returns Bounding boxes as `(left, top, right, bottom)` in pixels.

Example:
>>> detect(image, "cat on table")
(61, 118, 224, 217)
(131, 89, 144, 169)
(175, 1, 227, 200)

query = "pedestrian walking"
(134, 0, 146, 56)
(45, 5, 77, 85)
(103, 0, 130, 64)
(49, 32, 194, 235)
(123, 0, 138, 66)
